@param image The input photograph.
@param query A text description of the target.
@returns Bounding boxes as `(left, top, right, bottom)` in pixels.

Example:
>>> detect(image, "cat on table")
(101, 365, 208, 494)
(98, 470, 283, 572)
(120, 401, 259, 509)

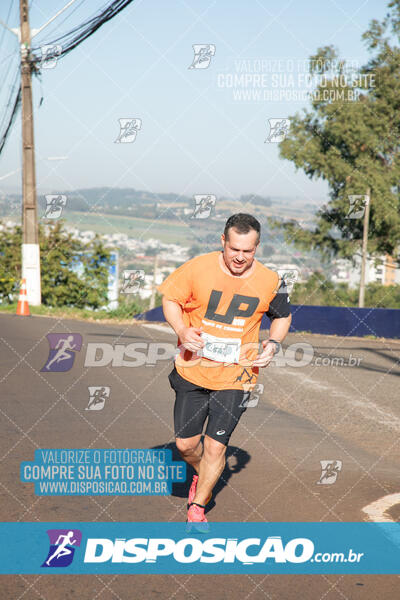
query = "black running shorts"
(168, 366, 250, 446)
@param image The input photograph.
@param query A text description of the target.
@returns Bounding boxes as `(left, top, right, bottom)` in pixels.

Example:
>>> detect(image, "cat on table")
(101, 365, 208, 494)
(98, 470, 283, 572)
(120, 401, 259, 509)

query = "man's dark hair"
(224, 213, 261, 241)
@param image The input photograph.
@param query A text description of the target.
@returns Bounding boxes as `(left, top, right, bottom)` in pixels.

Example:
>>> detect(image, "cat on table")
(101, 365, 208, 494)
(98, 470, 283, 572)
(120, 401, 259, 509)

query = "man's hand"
(252, 340, 278, 368)
(177, 326, 205, 353)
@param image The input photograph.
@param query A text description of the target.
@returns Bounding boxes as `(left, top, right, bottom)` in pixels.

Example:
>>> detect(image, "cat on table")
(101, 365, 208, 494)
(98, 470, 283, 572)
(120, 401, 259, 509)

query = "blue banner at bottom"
(0, 522, 399, 574)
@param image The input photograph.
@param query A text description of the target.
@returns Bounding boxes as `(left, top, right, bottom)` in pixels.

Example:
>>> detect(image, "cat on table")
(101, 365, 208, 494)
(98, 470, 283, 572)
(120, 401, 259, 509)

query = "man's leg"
(175, 434, 203, 473)
(192, 388, 248, 505)
(193, 434, 226, 505)
(169, 366, 209, 473)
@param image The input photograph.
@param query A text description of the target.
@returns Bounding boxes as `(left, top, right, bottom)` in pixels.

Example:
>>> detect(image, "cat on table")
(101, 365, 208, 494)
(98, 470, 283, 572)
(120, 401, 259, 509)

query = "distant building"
(384, 255, 400, 285)
(331, 258, 352, 285)
(138, 272, 165, 299)
(332, 254, 400, 287)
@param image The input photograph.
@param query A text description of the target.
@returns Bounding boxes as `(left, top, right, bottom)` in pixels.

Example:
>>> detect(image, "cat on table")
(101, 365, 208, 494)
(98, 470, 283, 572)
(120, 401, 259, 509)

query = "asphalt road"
(1, 312, 399, 599)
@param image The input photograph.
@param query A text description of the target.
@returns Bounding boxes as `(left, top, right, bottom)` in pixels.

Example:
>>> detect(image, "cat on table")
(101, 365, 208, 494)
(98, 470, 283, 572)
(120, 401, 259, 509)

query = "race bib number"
(198, 332, 241, 364)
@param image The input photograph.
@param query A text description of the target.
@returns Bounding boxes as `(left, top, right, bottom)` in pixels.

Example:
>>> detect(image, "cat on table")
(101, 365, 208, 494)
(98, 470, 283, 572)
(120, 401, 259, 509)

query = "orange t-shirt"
(157, 251, 279, 390)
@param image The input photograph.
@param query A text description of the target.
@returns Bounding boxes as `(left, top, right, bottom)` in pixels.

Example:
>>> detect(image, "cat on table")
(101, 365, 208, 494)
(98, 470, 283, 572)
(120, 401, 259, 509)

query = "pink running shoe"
(186, 502, 210, 533)
(188, 474, 212, 507)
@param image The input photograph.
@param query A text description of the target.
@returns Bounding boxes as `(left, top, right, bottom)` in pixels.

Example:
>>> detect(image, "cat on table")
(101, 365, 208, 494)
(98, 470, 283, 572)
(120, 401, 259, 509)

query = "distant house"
(332, 254, 400, 287)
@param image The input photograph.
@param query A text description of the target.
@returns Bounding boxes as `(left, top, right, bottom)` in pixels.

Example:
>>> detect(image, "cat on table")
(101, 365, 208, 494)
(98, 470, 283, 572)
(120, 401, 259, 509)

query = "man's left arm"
(252, 279, 292, 368)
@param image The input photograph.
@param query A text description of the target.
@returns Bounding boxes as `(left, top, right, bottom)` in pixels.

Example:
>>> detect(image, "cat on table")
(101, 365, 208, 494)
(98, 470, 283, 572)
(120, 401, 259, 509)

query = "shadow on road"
(151, 440, 251, 509)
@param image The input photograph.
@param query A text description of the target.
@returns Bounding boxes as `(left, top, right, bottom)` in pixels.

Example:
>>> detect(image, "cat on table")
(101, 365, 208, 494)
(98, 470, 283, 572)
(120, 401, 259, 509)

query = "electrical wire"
(0, 1, 20, 156)
(0, 0, 136, 158)
(0, 0, 15, 60)
(0, 2, 18, 99)
(31, 0, 136, 62)
(0, 66, 19, 133)
(32, 0, 88, 46)
(0, 84, 21, 155)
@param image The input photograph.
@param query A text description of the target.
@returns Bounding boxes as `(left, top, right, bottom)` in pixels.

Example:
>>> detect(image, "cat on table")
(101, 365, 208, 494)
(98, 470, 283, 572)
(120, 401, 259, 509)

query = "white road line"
(362, 493, 400, 522)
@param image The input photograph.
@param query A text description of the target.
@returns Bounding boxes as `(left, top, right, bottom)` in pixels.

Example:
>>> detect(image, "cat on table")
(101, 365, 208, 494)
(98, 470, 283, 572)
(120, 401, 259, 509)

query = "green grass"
(65, 212, 192, 244)
(0, 303, 151, 323)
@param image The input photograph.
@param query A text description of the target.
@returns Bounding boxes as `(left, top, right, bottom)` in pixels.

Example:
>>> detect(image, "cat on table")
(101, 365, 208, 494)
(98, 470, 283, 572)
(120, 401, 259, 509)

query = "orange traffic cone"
(16, 278, 30, 316)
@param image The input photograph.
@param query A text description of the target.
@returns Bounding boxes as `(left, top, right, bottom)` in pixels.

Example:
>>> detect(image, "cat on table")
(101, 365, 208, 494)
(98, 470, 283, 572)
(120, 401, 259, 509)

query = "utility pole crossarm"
(31, 0, 80, 38)
(0, 17, 18, 36)
(0, 0, 80, 39)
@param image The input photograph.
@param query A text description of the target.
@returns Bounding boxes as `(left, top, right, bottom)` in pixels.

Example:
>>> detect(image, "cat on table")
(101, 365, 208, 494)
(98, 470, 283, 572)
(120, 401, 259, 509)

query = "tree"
(272, 0, 400, 264)
(290, 272, 400, 309)
(0, 221, 112, 308)
(0, 225, 22, 301)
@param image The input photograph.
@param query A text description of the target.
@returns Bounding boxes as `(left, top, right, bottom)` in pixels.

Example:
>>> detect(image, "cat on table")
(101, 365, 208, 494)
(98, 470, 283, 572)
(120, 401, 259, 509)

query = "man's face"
(221, 228, 259, 275)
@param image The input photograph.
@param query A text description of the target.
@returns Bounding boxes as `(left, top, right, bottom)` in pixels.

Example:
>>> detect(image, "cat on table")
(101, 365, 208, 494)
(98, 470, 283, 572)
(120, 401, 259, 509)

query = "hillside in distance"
(0, 187, 321, 226)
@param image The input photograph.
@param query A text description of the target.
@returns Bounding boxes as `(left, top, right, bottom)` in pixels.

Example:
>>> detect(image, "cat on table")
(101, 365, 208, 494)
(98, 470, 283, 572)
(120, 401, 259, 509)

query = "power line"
(0, 2, 19, 102)
(0, 0, 136, 158)
(0, 0, 138, 306)
(0, 0, 15, 60)
(0, 84, 20, 156)
(0, 2, 20, 156)
(0, 61, 21, 156)
(31, 0, 136, 62)
(31, 0, 87, 45)
(0, 66, 19, 133)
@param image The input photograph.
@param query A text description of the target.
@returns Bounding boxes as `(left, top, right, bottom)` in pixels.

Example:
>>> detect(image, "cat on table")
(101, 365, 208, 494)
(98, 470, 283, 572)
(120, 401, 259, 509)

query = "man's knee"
(176, 436, 201, 455)
(203, 435, 227, 460)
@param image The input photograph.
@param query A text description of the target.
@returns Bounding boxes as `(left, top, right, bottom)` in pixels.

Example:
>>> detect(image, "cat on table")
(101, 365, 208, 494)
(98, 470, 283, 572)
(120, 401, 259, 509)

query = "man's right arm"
(162, 297, 186, 338)
(162, 297, 204, 353)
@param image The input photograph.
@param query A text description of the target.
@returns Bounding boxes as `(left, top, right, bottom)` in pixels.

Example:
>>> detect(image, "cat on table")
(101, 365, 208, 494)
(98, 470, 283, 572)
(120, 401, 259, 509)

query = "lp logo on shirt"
(205, 291, 259, 324)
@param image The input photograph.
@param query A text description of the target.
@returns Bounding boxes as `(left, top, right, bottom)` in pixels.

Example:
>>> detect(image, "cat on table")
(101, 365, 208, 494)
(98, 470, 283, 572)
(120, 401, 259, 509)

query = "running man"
(86, 387, 108, 410)
(45, 335, 76, 371)
(157, 213, 292, 528)
(45, 531, 77, 566)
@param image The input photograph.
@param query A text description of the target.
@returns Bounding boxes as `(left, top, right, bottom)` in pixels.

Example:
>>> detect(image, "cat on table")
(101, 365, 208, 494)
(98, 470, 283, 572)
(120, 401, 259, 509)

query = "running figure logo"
(190, 195, 216, 219)
(276, 269, 298, 296)
(239, 383, 264, 408)
(86, 386, 110, 411)
(265, 118, 290, 143)
(346, 195, 369, 219)
(188, 44, 216, 69)
(41, 334, 82, 372)
(317, 460, 343, 485)
(41, 529, 82, 568)
(114, 118, 142, 143)
(44, 194, 67, 219)
(121, 270, 145, 294)
(40, 44, 62, 69)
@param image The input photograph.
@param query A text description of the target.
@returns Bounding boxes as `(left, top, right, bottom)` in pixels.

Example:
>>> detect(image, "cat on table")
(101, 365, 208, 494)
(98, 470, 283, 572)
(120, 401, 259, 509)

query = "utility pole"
(358, 188, 371, 308)
(20, 0, 40, 305)
(0, 0, 79, 306)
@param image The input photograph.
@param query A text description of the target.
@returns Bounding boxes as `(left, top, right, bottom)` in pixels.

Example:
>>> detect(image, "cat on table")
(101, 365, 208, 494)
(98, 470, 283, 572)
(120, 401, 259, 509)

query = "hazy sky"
(0, 0, 388, 202)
